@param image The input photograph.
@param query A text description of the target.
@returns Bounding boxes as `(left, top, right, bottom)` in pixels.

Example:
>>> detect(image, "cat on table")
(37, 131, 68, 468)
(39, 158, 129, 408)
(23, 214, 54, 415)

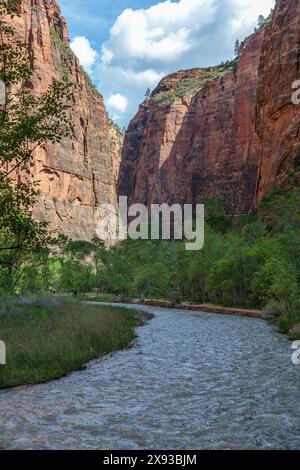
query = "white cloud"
(70, 36, 97, 71)
(102, 46, 114, 65)
(107, 93, 128, 113)
(104, 0, 216, 63)
(233, 0, 274, 26)
(229, 0, 274, 34)
(94, 0, 275, 126)
(103, 67, 164, 88)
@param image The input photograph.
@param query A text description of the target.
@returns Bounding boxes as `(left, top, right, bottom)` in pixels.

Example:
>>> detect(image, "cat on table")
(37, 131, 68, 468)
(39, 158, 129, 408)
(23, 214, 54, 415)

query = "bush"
(263, 302, 282, 321)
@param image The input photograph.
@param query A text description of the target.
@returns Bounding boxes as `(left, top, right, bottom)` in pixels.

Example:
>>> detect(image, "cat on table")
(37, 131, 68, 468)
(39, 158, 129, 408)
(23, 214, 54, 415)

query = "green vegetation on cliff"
(153, 65, 234, 106)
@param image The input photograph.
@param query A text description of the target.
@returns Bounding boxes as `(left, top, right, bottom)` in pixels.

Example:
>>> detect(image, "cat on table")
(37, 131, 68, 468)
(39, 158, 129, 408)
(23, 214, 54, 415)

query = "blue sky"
(59, 0, 275, 128)
(59, 1, 156, 46)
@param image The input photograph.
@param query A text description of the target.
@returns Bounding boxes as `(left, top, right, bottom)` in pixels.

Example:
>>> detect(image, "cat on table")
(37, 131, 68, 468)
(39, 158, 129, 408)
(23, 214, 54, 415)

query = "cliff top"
(150, 64, 235, 106)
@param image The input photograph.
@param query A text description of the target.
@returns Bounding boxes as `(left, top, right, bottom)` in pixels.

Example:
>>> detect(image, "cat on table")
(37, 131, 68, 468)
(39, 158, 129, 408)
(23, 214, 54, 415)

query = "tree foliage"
(0, 0, 73, 292)
(12, 187, 300, 334)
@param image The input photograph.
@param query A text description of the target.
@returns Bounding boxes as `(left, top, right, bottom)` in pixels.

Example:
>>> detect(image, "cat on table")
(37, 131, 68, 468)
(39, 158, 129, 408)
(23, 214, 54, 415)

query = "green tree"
(207, 256, 241, 305)
(203, 199, 232, 234)
(258, 15, 266, 28)
(56, 240, 97, 294)
(134, 262, 170, 299)
(251, 258, 298, 316)
(0, 0, 73, 292)
(234, 39, 240, 57)
(242, 221, 266, 245)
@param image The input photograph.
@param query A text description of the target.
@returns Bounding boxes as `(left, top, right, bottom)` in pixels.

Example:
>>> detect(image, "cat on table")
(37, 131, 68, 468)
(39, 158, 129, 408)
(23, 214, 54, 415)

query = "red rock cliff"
(118, 30, 264, 214)
(256, 0, 300, 201)
(118, 0, 300, 213)
(8, 0, 122, 240)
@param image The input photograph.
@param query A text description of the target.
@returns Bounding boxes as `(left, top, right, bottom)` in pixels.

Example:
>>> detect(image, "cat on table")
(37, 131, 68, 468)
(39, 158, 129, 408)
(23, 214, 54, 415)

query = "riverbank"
(2, 303, 299, 450)
(0, 296, 151, 389)
(133, 299, 263, 319)
(115, 300, 300, 339)
(80, 294, 300, 339)
(80, 294, 263, 319)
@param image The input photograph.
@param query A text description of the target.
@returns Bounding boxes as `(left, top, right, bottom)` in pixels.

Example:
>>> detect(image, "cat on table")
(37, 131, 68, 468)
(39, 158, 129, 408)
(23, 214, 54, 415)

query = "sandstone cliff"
(118, 32, 264, 214)
(256, 0, 300, 201)
(118, 0, 300, 213)
(11, 0, 122, 240)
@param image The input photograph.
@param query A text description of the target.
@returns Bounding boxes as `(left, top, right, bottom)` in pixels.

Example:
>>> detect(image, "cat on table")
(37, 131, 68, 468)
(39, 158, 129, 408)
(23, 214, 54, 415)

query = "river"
(0, 304, 299, 450)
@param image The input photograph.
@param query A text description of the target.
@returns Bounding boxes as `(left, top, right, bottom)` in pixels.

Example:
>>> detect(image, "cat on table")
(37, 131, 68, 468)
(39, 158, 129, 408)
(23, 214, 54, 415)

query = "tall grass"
(79, 292, 118, 303)
(0, 296, 150, 389)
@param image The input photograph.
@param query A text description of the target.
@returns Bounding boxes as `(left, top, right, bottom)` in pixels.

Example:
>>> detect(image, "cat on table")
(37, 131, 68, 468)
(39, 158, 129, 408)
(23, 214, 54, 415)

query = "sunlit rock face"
(8, 0, 122, 240)
(119, 0, 300, 213)
(9, 0, 300, 242)
(256, 0, 300, 202)
(118, 32, 264, 214)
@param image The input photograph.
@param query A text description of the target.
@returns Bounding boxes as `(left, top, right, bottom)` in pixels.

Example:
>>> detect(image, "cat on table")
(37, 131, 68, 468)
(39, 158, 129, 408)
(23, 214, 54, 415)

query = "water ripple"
(0, 304, 299, 450)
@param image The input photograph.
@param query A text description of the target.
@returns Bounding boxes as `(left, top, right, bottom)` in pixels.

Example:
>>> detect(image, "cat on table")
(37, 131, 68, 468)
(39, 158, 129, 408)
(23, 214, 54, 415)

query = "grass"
(50, 26, 73, 78)
(278, 313, 300, 340)
(263, 302, 300, 340)
(153, 66, 230, 106)
(80, 65, 99, 93)
(50, 27, 73, 60)
(79, 292, 119, 303)
(0, 295, 151, 389)
(83, 292, 300, 340)
(289, 330, 300, 341)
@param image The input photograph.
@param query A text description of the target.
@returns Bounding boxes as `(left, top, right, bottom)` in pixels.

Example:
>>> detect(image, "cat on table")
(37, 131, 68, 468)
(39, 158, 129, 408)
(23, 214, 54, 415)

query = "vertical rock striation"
(118, 0, 300, 213)
(10, 0, 122, 240)
(256, 0, 300, 201)
(118, 31, 264, 214)
(9, 0, 300, 236)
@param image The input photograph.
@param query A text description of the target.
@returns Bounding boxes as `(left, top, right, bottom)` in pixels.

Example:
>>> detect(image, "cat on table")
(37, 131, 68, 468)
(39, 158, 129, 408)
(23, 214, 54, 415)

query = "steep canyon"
(7, 0, 122, 240)
(5, 0, 300, 239)
(119, 0, 300, 215)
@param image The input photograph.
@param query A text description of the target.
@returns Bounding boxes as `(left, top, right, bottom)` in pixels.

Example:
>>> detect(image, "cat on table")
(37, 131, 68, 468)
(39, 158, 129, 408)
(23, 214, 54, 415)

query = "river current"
(0, 304, 299, 449)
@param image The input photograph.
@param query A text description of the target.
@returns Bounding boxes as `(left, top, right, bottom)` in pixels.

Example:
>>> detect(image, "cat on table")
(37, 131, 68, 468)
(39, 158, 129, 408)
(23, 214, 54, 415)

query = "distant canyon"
(8, 0, 300, 239)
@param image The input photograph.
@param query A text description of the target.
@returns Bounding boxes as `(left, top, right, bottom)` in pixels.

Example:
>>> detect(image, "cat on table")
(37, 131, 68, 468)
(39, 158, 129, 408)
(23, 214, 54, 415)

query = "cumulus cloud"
(94, 0, 275, 126)
(102, 0, 216, 65)
(107, 93, 128, 113)
(231, 0, 273, 27)
(70, 36, 97, 71)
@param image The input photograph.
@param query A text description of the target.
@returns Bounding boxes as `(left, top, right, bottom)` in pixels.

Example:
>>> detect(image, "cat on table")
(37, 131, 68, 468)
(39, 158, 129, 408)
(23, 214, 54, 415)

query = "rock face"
(256, 0, 300, 201)
(11, 0, 122, 240)
(118, 33, 264, 214)
(118, 0, 300, 213)
(8, 0, 300, 240)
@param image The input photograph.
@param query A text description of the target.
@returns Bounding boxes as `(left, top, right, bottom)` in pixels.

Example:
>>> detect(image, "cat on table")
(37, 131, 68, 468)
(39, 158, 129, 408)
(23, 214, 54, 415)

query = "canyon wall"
(118, 0, 300, 213)
(8, 0, 300, 240)
(256, 0, 300, 201)
(10, 0, 122, 240)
